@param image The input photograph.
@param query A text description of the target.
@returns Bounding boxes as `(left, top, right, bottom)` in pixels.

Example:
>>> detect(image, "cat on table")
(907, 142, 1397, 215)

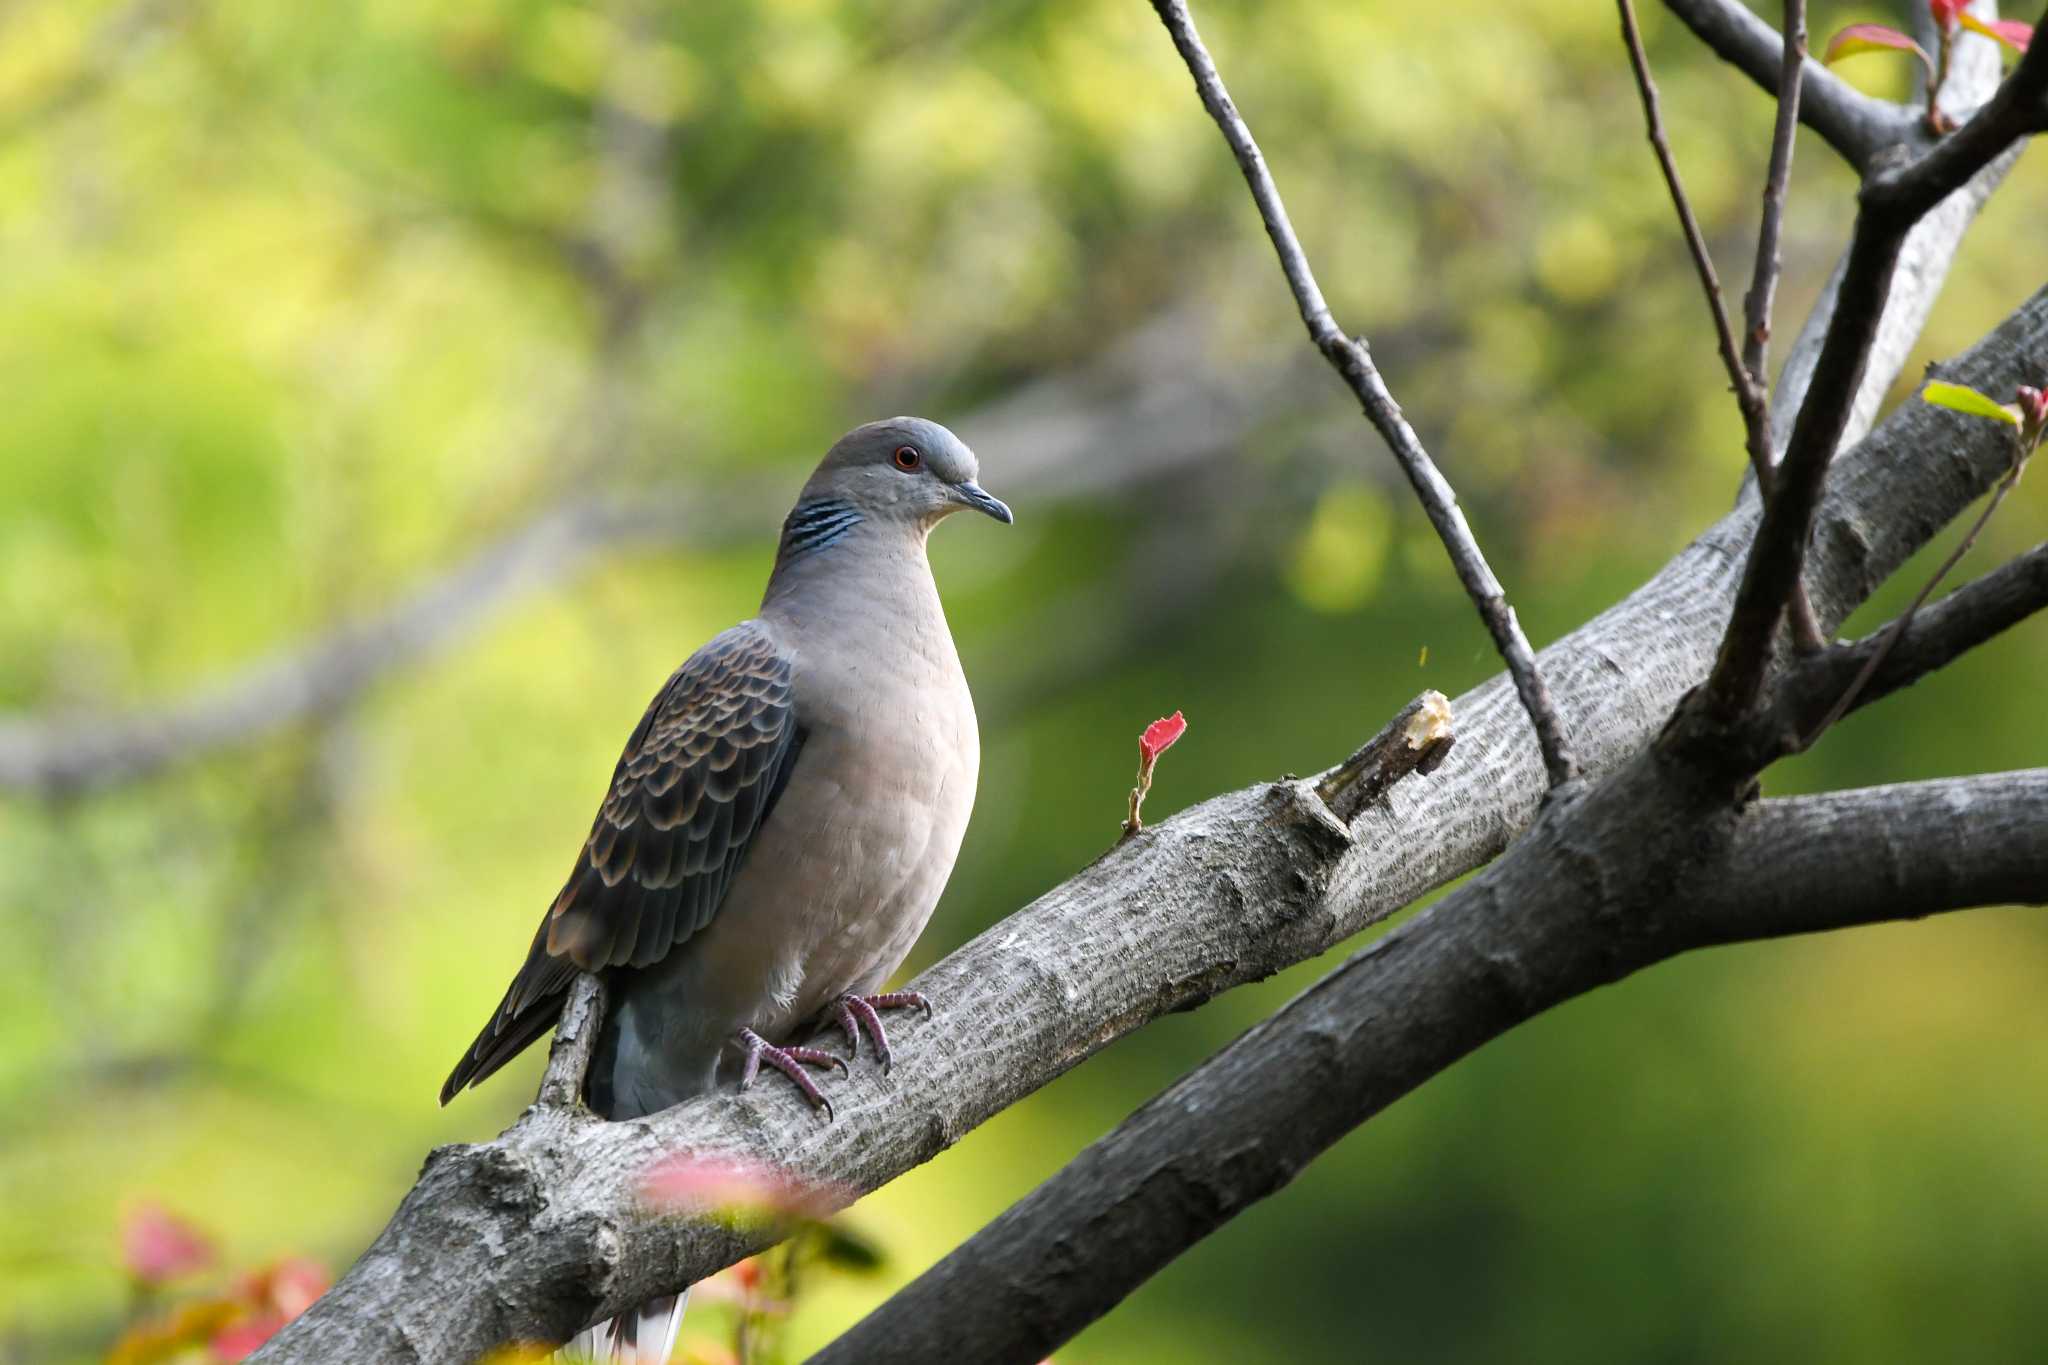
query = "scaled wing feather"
(439, 620, 802, 1103)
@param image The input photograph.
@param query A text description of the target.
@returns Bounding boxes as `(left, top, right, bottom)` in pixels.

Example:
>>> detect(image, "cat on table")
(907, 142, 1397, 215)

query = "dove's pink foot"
(831, 991, 933, 1073)
(735, 1027, 847, 1119)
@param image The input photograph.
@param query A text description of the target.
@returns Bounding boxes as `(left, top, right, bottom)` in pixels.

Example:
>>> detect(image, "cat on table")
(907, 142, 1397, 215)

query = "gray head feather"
(780, 417, 1010, 564)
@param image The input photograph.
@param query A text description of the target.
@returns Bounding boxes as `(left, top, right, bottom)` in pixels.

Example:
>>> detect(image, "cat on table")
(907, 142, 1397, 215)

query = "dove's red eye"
(892, 446, 922, 472)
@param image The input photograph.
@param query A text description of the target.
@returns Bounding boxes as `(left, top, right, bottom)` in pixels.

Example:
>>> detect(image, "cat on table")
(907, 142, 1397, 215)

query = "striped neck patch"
(778, 497, 865, 562)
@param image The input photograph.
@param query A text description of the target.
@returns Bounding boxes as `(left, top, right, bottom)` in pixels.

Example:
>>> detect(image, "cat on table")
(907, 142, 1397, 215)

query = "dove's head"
(799, 416, 1012, 532)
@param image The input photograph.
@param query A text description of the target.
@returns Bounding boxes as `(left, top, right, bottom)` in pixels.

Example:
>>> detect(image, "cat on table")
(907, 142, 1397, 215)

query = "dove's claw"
(735, 1027, 845, 1119)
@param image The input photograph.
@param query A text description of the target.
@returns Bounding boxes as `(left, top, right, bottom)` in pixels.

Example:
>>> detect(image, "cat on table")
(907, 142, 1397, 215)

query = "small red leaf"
(1823, 23, 1933, 71)
(1959, 12, 2033, 52)
(121, 1202, 216, 1287)
(1139, 712, 1187, 765)
(1929, 0, 1966, 35)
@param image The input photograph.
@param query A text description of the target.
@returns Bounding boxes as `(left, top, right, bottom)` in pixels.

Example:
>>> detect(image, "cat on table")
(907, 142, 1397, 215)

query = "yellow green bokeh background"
(3, 1, 2045, 1361)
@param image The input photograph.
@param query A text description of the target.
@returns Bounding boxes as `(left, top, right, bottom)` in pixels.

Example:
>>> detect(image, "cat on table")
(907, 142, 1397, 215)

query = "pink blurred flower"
(121, 1202, 216, 1287)
(210, 1312, 286, 1361)
(640, 1154, 846, 1221)
(234, 1256, 331, 1319)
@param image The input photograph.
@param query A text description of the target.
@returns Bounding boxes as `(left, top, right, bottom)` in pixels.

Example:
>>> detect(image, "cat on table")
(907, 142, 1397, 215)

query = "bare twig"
(1696, 35, 2048, 732)
(1740, 0, 1805, 426)
(1313, 690, 1455, 824)
(1763, 537, 2048, 757)
(1148, 0, 1578, 789)
(1618, 0, 1754, 436)
(1617, 0, 1824, 648)
(1660, 0, 1920, 170)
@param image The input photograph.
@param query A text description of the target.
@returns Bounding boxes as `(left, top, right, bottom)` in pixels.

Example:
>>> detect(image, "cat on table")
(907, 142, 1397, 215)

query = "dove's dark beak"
(956, 481, 1014, 525)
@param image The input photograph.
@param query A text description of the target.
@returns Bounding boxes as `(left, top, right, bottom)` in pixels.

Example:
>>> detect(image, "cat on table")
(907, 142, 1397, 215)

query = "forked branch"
(1698, 30, 2048, 731)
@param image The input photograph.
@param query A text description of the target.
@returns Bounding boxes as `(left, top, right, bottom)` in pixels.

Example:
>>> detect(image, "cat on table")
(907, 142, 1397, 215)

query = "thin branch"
(1696, 35, 2048, 731)
(1147, 0, 1579, 789)
(1618, 0, 1754, 425)
(1767, 537, 2048, 753)
(1740, 0, 1805, 428)
(1660, 0, 1920, 170)
(1617, 0, 1824, 648)
(1801, 453, 2030, 742)
(814, 767, 2048, 1364)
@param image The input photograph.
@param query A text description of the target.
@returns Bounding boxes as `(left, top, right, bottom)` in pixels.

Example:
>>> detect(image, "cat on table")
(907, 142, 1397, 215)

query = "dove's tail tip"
(563, 1289, 688, 1364)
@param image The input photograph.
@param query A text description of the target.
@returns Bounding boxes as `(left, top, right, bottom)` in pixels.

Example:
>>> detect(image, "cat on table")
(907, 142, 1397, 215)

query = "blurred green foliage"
(2, 0, 2045, 1361)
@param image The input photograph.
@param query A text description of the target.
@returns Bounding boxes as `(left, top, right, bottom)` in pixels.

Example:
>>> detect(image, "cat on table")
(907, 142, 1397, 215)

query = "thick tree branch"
(246, 288, 2048, 1365)
(1692, 770, 2048, 938)
(819, 764, 2048, 1364)
(1148, 0, 1578, 789)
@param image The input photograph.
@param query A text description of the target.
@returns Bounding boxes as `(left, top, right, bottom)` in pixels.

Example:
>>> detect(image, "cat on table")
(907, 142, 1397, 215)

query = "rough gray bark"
(817, 768, 2048, 1365)
(247, 285, 2048, 1365)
